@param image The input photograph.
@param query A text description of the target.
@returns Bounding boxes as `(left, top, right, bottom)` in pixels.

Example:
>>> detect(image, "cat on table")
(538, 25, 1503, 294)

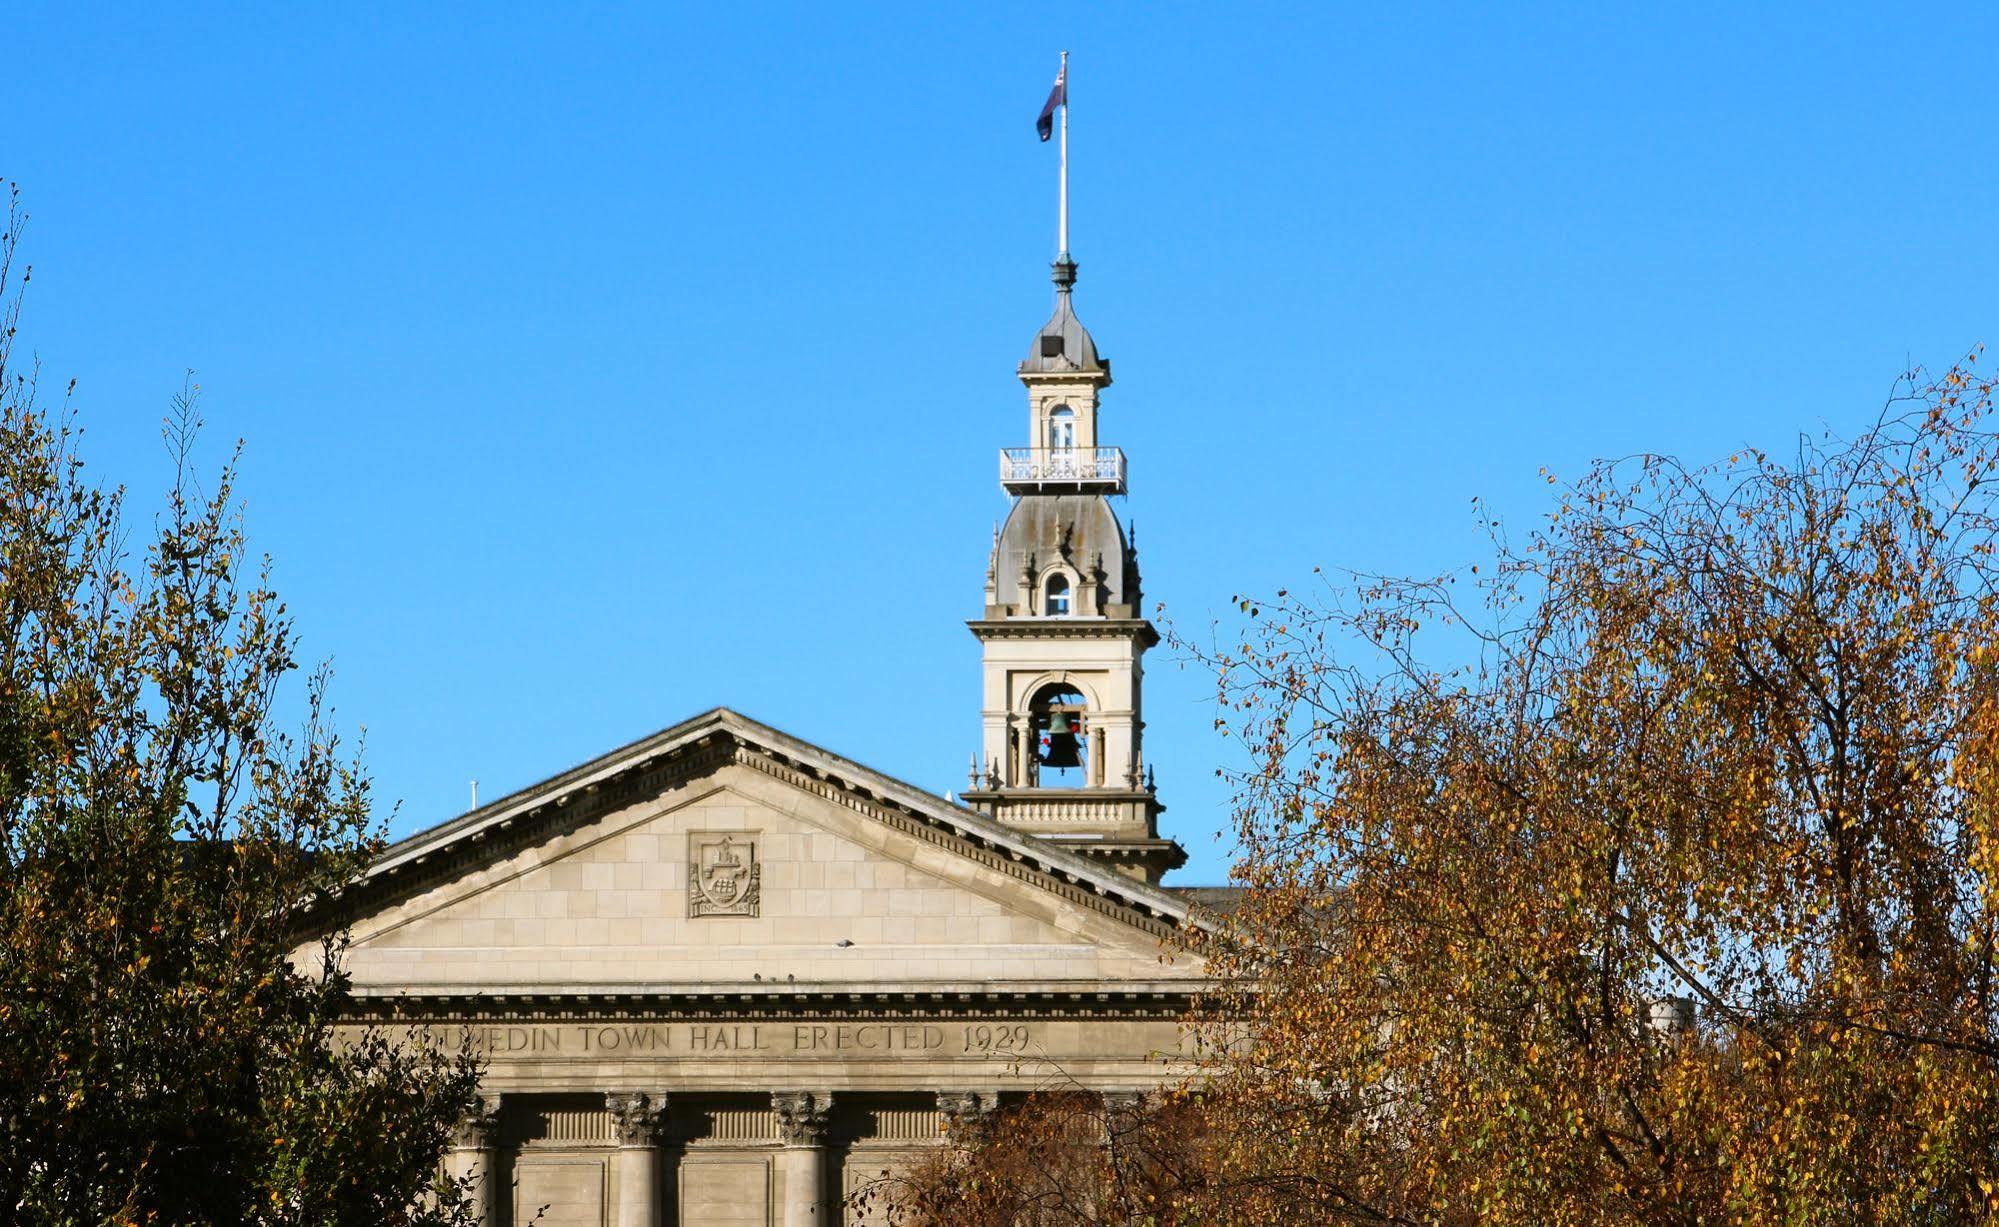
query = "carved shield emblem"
(689, 833, 760, 918)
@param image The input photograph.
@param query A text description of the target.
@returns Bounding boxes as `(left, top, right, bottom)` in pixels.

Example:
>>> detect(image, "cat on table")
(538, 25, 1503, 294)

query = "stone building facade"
(322, 255, 1216, 1225)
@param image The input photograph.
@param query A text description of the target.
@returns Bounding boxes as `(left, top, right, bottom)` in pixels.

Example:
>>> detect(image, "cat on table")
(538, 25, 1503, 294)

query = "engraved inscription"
(961, 1022, 1030, 1054)
(442, 1020, 1040, 1059)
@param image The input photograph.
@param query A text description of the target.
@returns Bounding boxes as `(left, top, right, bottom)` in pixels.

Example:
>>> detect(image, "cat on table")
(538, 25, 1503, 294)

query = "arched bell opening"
(1027, 683, 1088, 787)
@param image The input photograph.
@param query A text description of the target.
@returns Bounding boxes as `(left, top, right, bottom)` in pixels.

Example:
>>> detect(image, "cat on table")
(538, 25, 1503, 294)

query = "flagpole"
(1058, 50, 1069, 256)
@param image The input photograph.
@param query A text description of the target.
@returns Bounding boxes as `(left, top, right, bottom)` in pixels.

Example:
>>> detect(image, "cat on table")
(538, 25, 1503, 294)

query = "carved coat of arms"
(688, 833, 760, 918)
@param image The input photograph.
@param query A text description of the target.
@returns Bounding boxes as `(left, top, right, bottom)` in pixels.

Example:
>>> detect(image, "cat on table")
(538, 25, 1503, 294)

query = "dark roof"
(1018, 256, 1106, 376)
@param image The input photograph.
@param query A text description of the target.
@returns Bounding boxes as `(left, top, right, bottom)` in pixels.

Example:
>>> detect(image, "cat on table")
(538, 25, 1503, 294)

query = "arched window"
(1044, 572, 1071, 616)
(1047, 405, 1076, 453)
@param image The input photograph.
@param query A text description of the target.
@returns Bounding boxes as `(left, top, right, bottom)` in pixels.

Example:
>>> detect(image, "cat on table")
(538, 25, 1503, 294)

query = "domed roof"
(987, 493, 1138, 615)
(1018, 255, 1107, 377)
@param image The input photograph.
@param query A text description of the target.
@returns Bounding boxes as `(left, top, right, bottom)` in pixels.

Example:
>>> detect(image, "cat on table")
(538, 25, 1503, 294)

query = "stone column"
(1100, 1090, 1148, 1151)
(445, 1094, 502, 1225)
(936, 1090, 1000, 1140)
(772, 1090, 833, 1226)
(607, 1091, 665, 1227)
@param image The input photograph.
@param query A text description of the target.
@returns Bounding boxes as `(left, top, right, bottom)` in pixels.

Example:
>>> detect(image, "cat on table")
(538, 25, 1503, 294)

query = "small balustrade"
(998, 447, 1127, 493)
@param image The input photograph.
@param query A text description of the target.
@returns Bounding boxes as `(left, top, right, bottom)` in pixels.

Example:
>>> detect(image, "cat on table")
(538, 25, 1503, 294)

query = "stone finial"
(772, 1091, 832, 1146)
(450, 1093, 503, 1150)
(606, 1091, 664, 1146)
(937, 1090, 1000, 1135)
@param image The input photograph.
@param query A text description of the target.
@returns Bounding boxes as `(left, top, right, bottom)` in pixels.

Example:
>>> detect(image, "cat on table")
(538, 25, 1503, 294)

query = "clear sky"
(8, 4, 1997, 883)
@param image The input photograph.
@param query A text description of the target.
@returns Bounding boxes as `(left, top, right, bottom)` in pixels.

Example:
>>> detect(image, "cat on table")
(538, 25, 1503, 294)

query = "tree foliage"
(852, 1093, 1212, 1226)
(0, 188, 481, 1225)
(899, 356, 1999, 1224)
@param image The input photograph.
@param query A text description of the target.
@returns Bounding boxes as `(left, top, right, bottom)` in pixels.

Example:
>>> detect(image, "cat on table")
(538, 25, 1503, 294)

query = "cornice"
(1050, 838, 1189, 868)
(342, 984, 1205, 1022)
(1016, 369, 1111, 387)
(967, 618, 1160, 647)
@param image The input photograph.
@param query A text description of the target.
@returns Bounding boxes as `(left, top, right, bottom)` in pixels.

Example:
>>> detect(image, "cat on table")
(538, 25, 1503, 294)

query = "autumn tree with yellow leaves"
(852, 1093, 1214, 1225)
(0, 189, 483, 1224)
(889, 355, 1999, 1224)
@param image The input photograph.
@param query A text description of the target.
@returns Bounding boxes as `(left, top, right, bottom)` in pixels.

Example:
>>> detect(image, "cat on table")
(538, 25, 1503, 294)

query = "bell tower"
(960, 254, 1186, 883)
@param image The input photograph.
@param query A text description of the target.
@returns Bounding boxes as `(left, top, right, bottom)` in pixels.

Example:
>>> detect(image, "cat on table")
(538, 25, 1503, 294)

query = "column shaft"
(447, 1095, 502, 1225)
(607, 1091, 665, 1227)
(612, 1144, 660, 1227)
(777, 1146, 827, 1227)
(772, 1091, 833, 1226)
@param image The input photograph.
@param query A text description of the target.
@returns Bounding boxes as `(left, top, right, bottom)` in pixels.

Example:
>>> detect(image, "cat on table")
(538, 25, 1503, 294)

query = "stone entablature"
(345, 1010, 1190, 1095)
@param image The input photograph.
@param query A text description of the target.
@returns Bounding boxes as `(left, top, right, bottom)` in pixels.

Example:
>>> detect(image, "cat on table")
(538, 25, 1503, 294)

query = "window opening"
(1044, 573, 1071, 616)
(1048, 405, 1076, 453)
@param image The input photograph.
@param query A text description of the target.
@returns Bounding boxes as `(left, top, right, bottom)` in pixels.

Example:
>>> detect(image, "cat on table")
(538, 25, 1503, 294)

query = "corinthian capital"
(450, 1093, 503, 1150)
(937, 1090, 1000, 1134)
(606, 1091, 665, 1146)
(771, 1090, 832, 1146)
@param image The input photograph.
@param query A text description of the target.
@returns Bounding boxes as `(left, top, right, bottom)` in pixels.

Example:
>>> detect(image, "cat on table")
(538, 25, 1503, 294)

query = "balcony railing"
(999, 447, 1127, 493)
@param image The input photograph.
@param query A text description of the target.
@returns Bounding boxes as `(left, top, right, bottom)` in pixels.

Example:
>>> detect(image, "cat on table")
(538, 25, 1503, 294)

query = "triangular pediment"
(328, 710, 1205, 1003)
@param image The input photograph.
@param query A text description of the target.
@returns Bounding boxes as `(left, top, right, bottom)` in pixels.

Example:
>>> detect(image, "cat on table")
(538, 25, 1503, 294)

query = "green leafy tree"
(0, 187, 482, 1226)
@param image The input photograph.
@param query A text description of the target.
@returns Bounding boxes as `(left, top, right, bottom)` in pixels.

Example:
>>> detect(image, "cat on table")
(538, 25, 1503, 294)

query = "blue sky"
(8, 4, 1997, 882)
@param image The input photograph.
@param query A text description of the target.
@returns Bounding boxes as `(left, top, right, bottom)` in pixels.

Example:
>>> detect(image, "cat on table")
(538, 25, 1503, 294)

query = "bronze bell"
(1040, 711, 1082, 768)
